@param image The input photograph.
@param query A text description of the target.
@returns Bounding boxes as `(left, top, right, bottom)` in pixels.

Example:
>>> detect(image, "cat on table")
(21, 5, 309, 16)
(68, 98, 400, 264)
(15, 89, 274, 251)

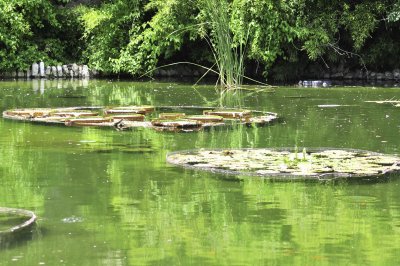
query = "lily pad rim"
(166, 147, 400, 180)
(0, 207, 37, 235)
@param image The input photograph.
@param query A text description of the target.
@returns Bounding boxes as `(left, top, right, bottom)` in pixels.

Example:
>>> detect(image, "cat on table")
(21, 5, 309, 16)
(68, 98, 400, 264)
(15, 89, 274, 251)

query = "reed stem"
(201, 0, 246, 91)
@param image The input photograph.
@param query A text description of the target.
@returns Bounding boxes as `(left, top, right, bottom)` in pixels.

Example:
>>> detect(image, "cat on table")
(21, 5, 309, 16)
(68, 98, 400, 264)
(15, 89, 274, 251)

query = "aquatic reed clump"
(200, 0, 246, 91)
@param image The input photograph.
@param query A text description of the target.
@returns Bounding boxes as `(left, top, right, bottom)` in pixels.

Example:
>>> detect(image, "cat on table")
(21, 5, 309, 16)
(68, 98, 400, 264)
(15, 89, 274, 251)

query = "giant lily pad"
(110, 114, 145, 122)
(167, 148, 400, 181)
(185, 115, 224, 123)
(4, 109, 52, 118)
(0, 208, 37, 248)
(50, 111, 97, 118)
(65, 117, 113, 126)
(104, 106, 155, 115)
(0, 208, 36, 235)
(365, 100, 400, 108)
(2, 106, 279, 132)
(365, 100, 400, 104)
(248, 114, 278, 125)
(159, 113, 186, 120)
(151, 119, 202, 129)
(203, 109, 252, 119)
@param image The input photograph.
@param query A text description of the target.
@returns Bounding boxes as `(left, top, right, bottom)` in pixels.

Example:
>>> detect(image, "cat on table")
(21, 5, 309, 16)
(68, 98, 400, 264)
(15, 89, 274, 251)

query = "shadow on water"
(0, 225, 39, 250)
(0, 208, 40, 250)
(189, 170, 400, 185)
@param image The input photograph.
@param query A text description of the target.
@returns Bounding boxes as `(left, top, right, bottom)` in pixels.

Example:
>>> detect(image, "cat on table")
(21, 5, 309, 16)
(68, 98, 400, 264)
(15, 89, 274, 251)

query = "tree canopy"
(0, 0, 399, 80)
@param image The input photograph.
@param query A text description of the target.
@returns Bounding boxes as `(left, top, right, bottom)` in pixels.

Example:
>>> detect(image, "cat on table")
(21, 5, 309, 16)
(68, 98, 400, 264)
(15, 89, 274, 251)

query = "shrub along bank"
(1, 0, 400, 82)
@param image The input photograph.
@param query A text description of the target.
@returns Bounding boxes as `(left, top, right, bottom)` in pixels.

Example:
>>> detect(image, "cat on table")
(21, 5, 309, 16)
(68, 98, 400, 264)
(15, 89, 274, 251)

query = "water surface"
(0, 79, 400, 265)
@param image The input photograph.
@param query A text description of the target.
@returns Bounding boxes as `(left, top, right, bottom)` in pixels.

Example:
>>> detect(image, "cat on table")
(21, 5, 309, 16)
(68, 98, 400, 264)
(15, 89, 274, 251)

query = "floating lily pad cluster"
(365, 100, 400, 107)
(167, 148, 400, 180)
(0, 208, 36, 235)
(2, 106, 278, 132)
(0, 207, 37, 248)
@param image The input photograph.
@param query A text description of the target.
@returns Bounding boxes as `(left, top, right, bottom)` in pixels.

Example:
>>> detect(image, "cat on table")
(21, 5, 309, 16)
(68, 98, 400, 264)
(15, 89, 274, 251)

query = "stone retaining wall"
(152, 65, 217, 78)
(151, 66, 400, 82)
(323, 69, 400, 81)
(2, 62, 399, 82)
(0, 62, 98, 79)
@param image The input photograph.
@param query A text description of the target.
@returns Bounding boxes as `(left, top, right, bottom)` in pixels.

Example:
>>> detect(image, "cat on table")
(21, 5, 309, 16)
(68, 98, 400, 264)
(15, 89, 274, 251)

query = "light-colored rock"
(63, 65, 69, 77)
(26, 69, 31, 78)
(82, 65, 90, 78)
(369, 72, 376, 79)
(45, 66, 51, 76)
(384, 71, 393, 80)
(32, 63, 39, 78)
(376, 73, 384, 80)
(78, 65, 83, 77)
(56, 65, 63, 77)
(51, 66, 57, 77)
(71, 63, 78, 76)
(17, 71, 25, 78)
(70, 70, 74, 78)
(39, 61, 45, 77)
(393, 69, 400, 80)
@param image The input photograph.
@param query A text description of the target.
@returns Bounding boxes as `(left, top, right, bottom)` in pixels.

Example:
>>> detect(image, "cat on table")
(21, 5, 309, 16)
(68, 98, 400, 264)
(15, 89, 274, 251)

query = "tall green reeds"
(200, 0, 247, 91)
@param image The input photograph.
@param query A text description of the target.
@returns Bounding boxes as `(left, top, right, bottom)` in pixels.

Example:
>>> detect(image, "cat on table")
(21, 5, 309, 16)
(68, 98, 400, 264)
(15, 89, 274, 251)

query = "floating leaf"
(167, 148, 400, 181)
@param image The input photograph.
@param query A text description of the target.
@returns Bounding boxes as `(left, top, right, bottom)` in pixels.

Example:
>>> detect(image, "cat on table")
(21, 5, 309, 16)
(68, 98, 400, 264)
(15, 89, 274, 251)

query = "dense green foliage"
(1, 0, 400, 80)
(0, 0, 83, 71)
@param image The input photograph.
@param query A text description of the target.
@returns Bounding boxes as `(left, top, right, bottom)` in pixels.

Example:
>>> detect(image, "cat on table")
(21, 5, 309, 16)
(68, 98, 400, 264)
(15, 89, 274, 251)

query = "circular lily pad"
(203, 109, 252, 119)
(159, 113, 186, 119)
(4, 109, 52, 118)
(110, 114, 145, 122)
(65, 117, 113, 126)
(2, 106, 279, 132)
(0, 208, 37, 248)
(185, 115, 224, 123)
(0, 208, 36, 234)
(104, 106, 154, 115)
(151, 119, 202, 129)
(167, 148, 400, 181)
(248, 114, 278, 125)
(50, 111, 97, 118)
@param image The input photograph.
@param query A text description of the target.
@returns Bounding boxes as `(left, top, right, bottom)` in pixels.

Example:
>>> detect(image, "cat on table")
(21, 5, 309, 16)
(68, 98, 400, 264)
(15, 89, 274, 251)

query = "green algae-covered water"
(0, 79, 400, 265)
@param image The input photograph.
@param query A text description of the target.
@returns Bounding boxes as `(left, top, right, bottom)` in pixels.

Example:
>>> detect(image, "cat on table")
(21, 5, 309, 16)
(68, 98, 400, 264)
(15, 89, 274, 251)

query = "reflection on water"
(0, 226, 38, 250)
(218, 89, 244, 108)
(31, 79, 90, 94)
(1, 80, 400, 264)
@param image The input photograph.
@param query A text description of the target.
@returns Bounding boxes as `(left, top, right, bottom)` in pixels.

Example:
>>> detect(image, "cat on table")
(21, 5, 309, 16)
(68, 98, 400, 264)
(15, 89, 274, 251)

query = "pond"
(0, 79, 400, 265)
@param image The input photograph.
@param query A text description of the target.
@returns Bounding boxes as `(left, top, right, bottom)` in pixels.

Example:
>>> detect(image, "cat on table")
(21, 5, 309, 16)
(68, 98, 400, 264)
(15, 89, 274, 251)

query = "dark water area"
(0, 79, 400, 265)
(0, 216, 27, 232)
